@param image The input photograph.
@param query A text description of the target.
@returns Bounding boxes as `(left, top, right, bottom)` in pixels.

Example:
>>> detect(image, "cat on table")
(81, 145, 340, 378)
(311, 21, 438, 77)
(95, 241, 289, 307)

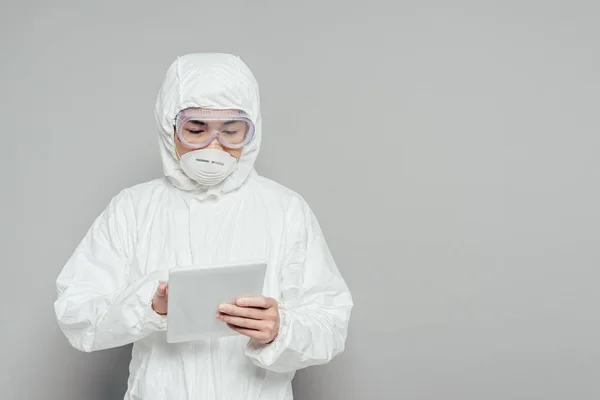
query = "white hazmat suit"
(54, 53, 353, 400)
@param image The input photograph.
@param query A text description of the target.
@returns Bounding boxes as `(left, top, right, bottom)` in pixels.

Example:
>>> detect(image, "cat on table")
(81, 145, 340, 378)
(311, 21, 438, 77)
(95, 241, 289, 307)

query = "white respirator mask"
(178, 148, 238, 187)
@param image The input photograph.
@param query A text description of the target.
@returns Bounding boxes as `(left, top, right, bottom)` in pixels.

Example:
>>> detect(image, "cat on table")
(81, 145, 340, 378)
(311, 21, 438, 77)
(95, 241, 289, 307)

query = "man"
(54, 53, 353, 399)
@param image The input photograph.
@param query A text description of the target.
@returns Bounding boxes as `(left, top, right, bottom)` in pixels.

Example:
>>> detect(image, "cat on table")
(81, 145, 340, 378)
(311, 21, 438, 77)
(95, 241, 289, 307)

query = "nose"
(206, 136, 224, 150)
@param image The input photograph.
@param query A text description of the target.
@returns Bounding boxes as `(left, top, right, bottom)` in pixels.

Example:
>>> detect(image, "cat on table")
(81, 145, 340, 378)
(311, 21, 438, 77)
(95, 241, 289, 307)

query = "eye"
(187, 129, 204, 134)
(223, 130, 238, 135)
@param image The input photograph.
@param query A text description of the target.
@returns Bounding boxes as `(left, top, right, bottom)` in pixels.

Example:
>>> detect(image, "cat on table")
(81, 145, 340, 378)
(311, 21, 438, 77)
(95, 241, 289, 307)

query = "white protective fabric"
(54, 53, 353, 400)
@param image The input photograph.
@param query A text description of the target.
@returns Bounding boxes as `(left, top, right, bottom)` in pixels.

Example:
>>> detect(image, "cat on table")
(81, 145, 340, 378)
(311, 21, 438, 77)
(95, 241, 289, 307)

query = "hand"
(152, 282, 169, 315)
(217, 297, 280, 344)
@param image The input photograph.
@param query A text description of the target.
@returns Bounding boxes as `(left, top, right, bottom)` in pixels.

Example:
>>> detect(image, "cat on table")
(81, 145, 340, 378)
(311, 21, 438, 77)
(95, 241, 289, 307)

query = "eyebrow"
(187, 120, 240, 126)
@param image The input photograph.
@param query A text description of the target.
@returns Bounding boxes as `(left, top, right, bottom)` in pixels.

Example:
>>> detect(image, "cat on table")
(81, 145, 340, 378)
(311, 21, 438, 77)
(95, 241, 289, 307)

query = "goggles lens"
(175, 109, 255, 149)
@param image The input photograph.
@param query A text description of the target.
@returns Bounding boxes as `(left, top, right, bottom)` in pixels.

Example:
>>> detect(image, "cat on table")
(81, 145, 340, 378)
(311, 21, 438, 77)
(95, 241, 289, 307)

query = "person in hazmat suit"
(53, 53, 353, 399)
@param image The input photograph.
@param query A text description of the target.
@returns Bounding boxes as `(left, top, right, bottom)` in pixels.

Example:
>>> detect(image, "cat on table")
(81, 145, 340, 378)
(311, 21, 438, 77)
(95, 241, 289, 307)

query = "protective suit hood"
(154, 53, 262, 197)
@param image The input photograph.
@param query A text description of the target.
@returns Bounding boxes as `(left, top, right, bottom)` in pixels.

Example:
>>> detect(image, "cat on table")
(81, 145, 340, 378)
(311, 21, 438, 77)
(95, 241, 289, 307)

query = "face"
(174, 108, 246, 160)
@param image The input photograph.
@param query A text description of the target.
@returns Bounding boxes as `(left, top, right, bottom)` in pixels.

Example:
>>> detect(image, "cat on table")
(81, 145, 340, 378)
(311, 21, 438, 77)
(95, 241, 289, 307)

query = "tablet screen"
(166, 261, 267, 343)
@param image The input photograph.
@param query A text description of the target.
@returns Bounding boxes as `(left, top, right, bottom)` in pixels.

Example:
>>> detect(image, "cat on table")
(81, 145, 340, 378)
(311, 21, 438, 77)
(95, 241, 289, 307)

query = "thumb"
(155, 282, 168, 297)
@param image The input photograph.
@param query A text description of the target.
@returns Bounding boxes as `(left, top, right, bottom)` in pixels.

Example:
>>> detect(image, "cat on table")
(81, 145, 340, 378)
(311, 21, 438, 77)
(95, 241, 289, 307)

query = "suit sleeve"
(246, 198, 353, 373)
(54, 190, 167, 352)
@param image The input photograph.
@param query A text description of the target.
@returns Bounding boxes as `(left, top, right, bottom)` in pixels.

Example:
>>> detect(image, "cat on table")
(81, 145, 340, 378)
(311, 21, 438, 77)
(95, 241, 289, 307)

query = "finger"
(155, 283, 168, 297)
(218, 304, 264, 319)
(236, 296, 276, 309)
(226, 323, 270, 341)
(217, 313, 264, 330)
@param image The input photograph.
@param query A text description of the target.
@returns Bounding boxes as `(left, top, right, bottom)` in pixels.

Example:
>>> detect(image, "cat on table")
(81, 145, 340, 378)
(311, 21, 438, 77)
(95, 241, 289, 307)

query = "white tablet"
(166, 260, 267, 344)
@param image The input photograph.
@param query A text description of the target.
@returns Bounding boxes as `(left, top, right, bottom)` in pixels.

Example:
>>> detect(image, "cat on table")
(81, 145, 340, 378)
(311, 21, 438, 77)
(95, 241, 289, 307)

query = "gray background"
(2, 0, 599, 399)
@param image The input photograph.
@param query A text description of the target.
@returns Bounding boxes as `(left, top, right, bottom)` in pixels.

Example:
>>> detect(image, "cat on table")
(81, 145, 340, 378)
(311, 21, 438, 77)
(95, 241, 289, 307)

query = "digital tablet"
(166, 261, 267, 344)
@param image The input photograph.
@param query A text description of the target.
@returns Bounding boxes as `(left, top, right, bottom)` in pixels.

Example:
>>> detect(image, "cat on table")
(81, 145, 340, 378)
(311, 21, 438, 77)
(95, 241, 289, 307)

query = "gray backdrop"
(2, 1, 599, 399)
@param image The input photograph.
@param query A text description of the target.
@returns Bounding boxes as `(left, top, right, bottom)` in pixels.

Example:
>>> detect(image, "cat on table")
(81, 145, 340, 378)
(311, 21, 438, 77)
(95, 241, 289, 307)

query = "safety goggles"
(174, 108, 255, 150)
